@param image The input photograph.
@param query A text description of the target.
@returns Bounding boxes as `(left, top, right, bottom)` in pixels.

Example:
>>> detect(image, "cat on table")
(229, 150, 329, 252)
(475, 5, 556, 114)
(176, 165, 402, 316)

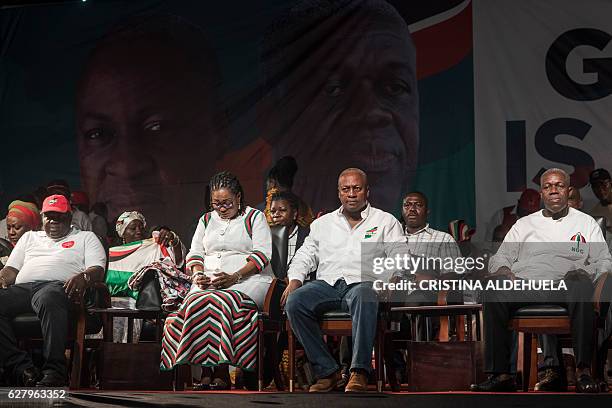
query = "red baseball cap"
(42, 194, 71, 214)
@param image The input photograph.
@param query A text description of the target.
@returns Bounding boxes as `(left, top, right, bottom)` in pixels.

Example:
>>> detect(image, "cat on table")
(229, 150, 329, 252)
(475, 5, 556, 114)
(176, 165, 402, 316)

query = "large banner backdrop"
(0, 0, 474, 240)
(474, 0, 612, 240)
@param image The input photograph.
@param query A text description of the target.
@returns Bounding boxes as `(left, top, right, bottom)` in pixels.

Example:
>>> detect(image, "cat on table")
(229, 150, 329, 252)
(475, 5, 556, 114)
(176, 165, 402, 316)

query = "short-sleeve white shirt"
(6, 228, 106, 284)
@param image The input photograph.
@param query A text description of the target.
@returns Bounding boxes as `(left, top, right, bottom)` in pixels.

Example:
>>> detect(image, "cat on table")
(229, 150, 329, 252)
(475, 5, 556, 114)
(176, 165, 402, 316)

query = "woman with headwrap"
(161, 171, 272, 390)
(105, 211, 190, 342)
(0, 201, 41, 266)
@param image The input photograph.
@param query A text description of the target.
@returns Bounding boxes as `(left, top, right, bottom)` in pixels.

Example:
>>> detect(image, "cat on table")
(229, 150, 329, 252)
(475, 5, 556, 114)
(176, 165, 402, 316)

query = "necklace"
(219, 218, 231, 236)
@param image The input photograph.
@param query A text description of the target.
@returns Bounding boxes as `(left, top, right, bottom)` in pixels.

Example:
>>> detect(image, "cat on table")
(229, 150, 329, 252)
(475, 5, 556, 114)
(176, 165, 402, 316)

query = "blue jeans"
(285, 279, 378, 379)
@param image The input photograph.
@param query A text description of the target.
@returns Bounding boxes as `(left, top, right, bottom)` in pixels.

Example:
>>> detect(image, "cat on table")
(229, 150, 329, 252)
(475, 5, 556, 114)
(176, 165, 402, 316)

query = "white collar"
(405, 223, 431, 236)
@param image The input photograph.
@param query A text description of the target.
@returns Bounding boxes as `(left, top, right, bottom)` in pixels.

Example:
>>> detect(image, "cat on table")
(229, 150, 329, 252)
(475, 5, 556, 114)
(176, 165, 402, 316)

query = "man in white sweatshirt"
(470, 168, 611, 393)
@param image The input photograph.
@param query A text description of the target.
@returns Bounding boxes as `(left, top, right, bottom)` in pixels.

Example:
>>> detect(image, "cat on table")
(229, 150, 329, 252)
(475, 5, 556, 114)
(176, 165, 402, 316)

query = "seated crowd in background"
(0, 164, 611, 394)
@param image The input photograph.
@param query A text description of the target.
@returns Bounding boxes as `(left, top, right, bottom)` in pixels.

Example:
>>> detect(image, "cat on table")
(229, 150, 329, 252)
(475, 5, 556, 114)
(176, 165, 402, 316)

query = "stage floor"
(58, 390, 611, 408)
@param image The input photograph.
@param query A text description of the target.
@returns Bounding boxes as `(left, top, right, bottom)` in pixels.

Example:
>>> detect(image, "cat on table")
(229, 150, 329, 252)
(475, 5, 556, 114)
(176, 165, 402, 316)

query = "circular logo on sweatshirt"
(62, 241, 75, 248)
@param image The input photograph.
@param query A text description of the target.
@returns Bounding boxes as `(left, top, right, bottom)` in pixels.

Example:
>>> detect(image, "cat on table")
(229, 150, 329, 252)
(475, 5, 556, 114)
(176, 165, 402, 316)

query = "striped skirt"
(160, 289, 259, 371)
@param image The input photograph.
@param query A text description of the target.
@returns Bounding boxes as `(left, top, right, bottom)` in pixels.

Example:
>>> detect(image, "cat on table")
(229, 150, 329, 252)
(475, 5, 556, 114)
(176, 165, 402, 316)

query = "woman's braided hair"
(209, 171, 245, 214)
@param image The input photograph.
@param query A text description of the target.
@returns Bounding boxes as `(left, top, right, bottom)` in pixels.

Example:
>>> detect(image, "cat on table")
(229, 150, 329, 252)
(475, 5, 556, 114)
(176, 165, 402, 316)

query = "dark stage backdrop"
(0, 0, 474, 239)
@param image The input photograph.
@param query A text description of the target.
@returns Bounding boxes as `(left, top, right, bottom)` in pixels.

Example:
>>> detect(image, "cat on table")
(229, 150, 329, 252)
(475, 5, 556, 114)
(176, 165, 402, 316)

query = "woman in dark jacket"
(269, 191, 309, 267)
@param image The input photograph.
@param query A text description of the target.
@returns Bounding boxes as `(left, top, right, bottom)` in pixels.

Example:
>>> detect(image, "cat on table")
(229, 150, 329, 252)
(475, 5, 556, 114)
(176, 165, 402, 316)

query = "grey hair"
(338, 168, 368, 186)
(540, 168, 570, 186)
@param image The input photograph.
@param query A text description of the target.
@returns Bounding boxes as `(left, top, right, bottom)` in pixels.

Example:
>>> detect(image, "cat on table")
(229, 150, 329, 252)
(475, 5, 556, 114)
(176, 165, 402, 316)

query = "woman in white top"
(160, 171, 273, 390)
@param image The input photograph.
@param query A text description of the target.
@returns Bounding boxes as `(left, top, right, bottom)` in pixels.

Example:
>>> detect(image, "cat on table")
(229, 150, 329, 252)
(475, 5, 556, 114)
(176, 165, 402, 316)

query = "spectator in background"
(400, 192, 461, 270)
(1, 200, 41, 267)
(75, 15, 226, 241)
(70, 191, 90, 214)
(259, 0, 419, 214)
(492, 224, 511, 243)
(588, 168, 612, 235)
(448, 219, 477, 257)
(46, 180, 92, 232)
(269, 191, 310, 266)
(484, 189, 540, 242)
(5, 201, 41, 247)
(0, 194, 39, 241)
(89, 202, 109, 241)
(567, 186, 583, 211)
(386, 192, 462, 390)
(264, 156, 314, 227)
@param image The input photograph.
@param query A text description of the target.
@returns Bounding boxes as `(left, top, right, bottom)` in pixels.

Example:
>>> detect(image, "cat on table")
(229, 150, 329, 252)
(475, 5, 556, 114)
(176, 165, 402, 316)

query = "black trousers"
(483, 276, 594, 374)
(0, 281, 70, 379)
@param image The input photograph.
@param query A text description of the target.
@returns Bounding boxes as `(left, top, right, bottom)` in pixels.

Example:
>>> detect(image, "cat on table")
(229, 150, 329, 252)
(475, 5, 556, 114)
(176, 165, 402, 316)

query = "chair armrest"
(85, 281, 112, 309)
(262, 278, 287, 320)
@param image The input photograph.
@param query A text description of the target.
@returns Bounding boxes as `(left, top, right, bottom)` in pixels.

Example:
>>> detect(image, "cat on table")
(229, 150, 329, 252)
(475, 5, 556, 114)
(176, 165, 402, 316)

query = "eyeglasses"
(211, 201, 234, 210)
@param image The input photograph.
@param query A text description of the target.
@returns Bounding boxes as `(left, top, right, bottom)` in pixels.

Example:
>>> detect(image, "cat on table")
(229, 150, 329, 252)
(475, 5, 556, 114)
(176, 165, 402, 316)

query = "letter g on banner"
(546, 28, 612, 101)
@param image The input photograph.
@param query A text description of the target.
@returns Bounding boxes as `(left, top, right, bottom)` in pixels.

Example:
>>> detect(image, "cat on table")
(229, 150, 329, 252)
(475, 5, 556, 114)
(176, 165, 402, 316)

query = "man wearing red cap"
(0, 194, 106, 387)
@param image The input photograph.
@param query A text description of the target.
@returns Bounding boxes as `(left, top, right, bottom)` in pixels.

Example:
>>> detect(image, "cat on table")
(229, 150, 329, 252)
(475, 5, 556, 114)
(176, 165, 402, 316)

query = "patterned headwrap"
(448, 219, 476, 243)
(116, 211, 146, 238)
(7, 200, 41, 230)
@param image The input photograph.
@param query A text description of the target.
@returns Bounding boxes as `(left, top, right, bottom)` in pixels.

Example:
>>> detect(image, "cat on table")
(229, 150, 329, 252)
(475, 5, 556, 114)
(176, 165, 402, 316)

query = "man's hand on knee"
(63, 273, 88, 300)
(281, 279, 303, 308)
(0, 266, 18, 288)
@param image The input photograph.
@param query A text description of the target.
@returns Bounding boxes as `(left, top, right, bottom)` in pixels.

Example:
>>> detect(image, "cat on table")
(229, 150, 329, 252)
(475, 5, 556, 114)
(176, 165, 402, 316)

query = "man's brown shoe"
(309, 371, 340, 392)
(345, 371, 368, 392)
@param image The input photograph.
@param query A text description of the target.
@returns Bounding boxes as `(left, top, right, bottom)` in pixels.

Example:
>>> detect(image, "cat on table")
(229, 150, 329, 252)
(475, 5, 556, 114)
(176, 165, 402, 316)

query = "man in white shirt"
(470, 168, 610, 393)
(401, 191, 462, 275)
(281, 168, 407, 392)
(0, 195, 106, 387)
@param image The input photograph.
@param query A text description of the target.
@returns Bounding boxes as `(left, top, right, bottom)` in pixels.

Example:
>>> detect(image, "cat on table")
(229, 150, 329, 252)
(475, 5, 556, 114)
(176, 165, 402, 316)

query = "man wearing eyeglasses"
(0, 195, 106, 387)
(281, 168, 408, 393)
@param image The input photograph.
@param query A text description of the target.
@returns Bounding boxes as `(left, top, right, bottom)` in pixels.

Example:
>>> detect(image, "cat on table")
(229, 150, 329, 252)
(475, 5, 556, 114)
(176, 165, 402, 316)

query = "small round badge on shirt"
(62, 241, 75, 248)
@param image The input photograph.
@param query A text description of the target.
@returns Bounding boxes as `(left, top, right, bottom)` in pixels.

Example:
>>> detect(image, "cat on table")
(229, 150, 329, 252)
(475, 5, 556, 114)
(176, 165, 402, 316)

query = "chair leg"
(456, 315, 466, 341)
(70, 309, 87, 389)
(383, 333, 398, 391)
(272, 332, 286, 391)
(529, 335, 538, 390)
(288, 326, 295, 392)
(521, 332, 534, 392)
(258, 322, 264, 391)
(376, 326, 384, 392)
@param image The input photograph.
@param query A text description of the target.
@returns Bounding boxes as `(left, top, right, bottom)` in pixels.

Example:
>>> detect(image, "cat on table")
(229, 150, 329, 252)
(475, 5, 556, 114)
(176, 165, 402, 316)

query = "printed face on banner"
(75, 21, 223, 238)
(260, 11, 419, 214)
